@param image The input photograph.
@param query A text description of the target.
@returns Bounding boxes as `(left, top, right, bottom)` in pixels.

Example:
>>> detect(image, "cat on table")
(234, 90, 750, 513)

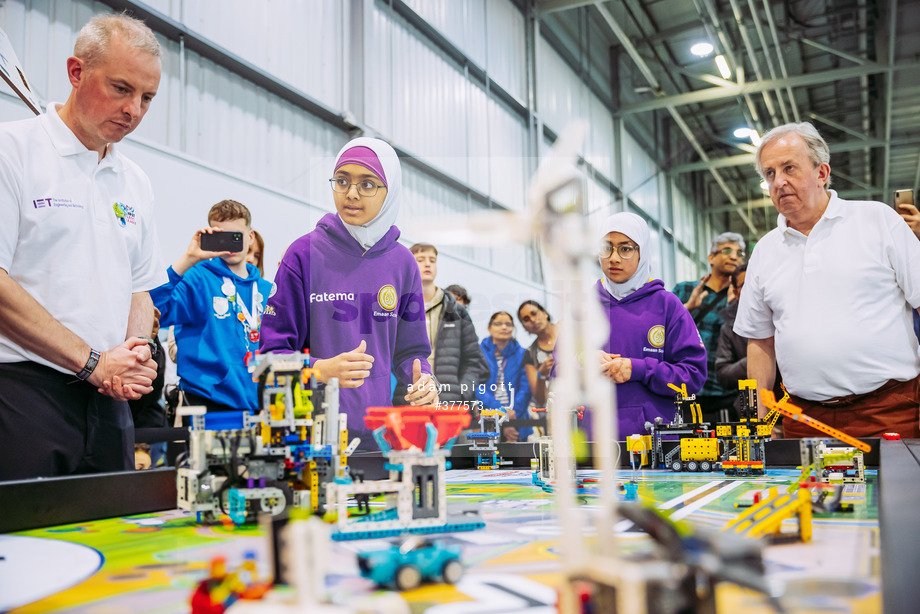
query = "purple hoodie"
(259, 212, 432, 444)
(596, 278, 708, 436)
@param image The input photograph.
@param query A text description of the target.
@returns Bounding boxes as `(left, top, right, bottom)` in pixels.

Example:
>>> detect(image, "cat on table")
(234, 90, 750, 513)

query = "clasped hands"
(91, 337, 158, 401)
(599, 350, 632, 383)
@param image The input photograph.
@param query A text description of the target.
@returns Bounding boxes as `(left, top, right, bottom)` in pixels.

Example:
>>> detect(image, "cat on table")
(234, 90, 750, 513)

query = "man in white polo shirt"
(734, 122, 920, 438)
(0, 14, 166, 479)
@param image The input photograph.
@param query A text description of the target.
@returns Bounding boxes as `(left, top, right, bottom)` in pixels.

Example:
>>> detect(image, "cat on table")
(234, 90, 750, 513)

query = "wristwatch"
(75, 348, 101, 381)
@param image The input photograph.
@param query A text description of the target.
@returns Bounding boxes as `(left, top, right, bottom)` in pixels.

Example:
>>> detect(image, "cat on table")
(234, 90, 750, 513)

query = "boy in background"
(151, 200, 272, 412)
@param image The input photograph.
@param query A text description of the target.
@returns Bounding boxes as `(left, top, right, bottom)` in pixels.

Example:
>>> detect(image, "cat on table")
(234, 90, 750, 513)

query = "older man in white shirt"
(734, 122, 920, 438)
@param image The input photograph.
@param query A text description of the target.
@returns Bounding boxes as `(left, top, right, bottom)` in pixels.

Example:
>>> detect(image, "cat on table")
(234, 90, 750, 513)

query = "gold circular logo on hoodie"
(378, 284, 398, 311)
(648, 325, 665, 348)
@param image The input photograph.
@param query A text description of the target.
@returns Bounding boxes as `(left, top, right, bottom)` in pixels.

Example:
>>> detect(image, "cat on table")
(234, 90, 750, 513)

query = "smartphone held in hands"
(894, 189, 913, 208)
(200, 231, 244, 253)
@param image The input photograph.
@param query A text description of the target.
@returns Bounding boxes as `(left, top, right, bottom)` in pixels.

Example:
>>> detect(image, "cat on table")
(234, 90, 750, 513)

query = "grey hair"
(754, 121, 832, 188)
(74, 13, 160, 68)
(710, 232, 745, 254)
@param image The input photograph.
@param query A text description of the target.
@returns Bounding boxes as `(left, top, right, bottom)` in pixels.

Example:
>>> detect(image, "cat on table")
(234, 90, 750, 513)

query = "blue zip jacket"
(151, 258, 272, 410)
(477, 336, 532, 438)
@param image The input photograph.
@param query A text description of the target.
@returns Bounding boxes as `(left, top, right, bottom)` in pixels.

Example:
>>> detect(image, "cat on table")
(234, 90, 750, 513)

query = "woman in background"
(517, 300, 556, 408)
(477, 312, 532, 442)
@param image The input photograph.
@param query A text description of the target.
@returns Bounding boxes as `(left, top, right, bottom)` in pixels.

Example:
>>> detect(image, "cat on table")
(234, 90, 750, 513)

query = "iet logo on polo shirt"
(32, 197, 83, 209)
(112, 202, 136, 227)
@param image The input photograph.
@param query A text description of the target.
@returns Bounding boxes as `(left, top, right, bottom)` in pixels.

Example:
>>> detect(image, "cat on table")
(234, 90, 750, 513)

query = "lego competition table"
(4, 438, 916, 614)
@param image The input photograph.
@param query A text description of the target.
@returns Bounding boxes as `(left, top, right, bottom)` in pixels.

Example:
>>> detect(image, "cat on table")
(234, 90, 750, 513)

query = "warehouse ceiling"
(537, 0, 920, 238)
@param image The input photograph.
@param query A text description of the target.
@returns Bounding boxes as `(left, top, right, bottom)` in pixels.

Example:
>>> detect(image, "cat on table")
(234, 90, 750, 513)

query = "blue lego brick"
(284, 434, 302, 444)
(466, 432, 500, 439)
(332, 519, 486, 541)
(227, 489, 248, 525)
(203, 411, 250, 431)
(354, 507, 400, 523)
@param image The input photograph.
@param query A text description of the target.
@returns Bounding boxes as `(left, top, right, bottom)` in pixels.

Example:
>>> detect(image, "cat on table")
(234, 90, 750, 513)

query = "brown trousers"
(783, 375, 920, 439)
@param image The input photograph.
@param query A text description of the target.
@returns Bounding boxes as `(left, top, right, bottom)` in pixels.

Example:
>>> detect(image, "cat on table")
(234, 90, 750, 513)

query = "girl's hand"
(313, 340, 374, 388)
(405, 358, 439, 405)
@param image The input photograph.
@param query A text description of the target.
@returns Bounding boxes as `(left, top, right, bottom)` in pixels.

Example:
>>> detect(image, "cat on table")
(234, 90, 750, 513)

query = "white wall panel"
(486, 98, 528, 210)
(622, 131, 668, 224)
(402, 0, 526, 103)
(150, 0, 344, 110)
(367, 5, 526, 211)
(484, 0, 527, 104)
(585, 95, 615, 180)
(402, 0, 487, 68)
(536, 36, 585, 135)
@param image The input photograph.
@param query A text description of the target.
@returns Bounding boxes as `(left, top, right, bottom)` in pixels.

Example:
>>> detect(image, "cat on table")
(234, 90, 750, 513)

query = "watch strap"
(76, 348, 101, 381)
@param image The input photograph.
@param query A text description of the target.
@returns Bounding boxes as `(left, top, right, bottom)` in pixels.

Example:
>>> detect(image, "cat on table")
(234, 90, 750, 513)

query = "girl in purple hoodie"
(260, 138, 438, 446)
(595, 212, 707, 436)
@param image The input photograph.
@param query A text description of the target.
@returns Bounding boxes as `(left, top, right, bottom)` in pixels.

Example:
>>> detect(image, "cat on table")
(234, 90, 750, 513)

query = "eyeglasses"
(599, 243, 639, 259)
(329, 177, 385, 197)
(714, 247, 746, 258)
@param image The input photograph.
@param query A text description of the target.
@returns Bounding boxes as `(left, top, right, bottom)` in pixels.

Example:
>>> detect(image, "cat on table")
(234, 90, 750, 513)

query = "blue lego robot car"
(356, 535, 463, 591)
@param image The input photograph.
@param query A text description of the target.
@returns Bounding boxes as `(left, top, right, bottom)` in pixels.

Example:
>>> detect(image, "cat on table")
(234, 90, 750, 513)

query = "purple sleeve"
(631, 298, 708, 396)
(259, 252, 309, 354)
(391, 261, 432, 385)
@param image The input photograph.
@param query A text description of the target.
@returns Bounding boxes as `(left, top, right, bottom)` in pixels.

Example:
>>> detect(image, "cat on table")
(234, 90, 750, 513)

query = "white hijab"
(333, 137, 402, 250)
(599, 211, 652, 300)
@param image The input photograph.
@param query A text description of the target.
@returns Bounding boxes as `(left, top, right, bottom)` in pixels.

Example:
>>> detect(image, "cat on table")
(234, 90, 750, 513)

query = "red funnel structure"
(365, 406, 471, 451)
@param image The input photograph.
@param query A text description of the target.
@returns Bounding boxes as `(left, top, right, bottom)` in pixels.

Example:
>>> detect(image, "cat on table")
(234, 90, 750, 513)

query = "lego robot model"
(645, 383, 721, 473)
(324, 405, 485, 541)
(467, 408, 508, 470)
(176, 352, 355, 524)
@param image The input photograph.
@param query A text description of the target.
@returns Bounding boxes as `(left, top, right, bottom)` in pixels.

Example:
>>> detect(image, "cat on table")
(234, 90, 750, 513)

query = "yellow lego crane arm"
(759, 390, 871, 453)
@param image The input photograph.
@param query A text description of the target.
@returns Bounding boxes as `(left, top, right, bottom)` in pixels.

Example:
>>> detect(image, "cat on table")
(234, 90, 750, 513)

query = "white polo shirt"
(0, 104, 166, 373)
(734, 190, 920, 401)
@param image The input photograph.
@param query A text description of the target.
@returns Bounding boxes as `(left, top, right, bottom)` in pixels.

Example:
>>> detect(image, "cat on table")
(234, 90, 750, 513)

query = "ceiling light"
(733, 127, 752, 139)
(750, 130, 762, 146)
(715, 55, 731, 79)
(760, 180, 769, 191)
(690, 42, 714, 57)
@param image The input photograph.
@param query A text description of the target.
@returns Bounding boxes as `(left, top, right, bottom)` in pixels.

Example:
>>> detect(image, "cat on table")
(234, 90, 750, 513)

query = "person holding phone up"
(151, 199, 273, 412)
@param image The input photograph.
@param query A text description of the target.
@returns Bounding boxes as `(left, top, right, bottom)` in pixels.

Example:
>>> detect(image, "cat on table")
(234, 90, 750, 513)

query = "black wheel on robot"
(395, 564, 422, 591)
(700, 461, 711, 472)
(670, 460, 683, 472)
(441, 559, 463, 584)
(686, 461, 699, 472)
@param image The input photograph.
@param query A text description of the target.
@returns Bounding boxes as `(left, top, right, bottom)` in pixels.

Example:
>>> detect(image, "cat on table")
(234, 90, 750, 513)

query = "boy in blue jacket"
(151, 200, 273, 412)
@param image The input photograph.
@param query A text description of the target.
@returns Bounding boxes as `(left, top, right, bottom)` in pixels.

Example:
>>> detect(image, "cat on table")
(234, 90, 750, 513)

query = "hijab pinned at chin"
(332, 137, 402, 250)
(599, 211, 653, 300)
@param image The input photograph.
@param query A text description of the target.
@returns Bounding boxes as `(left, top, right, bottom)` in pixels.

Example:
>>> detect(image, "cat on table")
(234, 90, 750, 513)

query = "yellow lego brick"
(680, 438, 719, 461)
(261, 423, 270, 445)
(308, 461, 319, 512)
(755, 424, 773, 436)
(716, 425, 732, 437)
